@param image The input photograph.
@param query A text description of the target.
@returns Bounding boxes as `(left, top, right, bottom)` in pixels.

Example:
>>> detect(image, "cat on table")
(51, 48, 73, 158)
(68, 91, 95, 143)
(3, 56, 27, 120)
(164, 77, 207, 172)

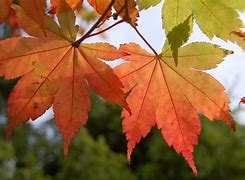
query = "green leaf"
(162, 42, 232, 70)
(165, 15, 193, 65)
(162, 0, 192, 33)
(192, 0, 243, 40)
(136, 0, 161, 10)
(225, 0, 245, 11)
(163, 0, 243, 40)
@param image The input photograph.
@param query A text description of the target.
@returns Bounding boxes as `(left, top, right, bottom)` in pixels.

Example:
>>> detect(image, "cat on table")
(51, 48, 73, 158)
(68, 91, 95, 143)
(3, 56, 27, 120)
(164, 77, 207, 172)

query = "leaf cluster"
(0, 0, 244, 175)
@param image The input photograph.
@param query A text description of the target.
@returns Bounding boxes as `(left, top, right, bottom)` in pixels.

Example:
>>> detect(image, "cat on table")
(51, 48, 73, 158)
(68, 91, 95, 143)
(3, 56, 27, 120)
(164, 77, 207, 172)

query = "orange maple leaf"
(50, 0, 83, 14)
(88, 0, 112, 16)
(19, 0, 46, 36)
(87, 0, 112, 25)
(113, 0, 139, 26)
(0, 3, 127, 155)
(115, 43, 235, 175)
(87, 0, 139, 26)
(0, 0, 11, 23)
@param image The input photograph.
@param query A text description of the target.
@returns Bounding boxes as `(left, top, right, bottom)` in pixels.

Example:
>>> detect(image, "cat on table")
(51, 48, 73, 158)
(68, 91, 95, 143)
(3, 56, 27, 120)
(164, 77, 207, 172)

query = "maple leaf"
(225, 0, 245, 10)
(87, 0, 139, 26)
(163, 0, 243, 40)
(136, 0, 161, 10)
(50, 0, 83, 14)
(166, 15, 193, 65)
(162, 0, 243, 64)
(19, 0, 46, 36)
(0, 0, 11, 23)
(0, 3, 127, 155)
(87, 0, 112, 27)
(113, 0, 139, 26)
(115, 43, 235, 175)
(88, 0, 112, 16)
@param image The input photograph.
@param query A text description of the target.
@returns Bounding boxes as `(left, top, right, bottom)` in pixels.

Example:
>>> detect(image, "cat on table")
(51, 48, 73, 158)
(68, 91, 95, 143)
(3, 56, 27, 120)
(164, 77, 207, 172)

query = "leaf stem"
(72, 0, 116, 47)
(133, 27, 158, 56)
(84, 20, 124, 39)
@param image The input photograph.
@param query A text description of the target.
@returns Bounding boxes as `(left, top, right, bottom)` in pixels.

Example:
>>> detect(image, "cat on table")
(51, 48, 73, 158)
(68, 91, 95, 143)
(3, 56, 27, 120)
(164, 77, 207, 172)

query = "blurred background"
(1, 1, 245, 179)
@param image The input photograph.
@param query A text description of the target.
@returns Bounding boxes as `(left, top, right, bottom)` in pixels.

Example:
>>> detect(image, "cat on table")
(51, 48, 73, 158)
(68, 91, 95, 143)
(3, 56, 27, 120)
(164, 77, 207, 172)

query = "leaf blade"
(115, 42, 235, 175)
(136, 0, 161, 10)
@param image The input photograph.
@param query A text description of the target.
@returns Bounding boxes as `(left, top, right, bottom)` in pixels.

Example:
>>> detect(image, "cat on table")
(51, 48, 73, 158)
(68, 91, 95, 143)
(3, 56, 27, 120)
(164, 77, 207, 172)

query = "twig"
(84, 20, 124, 39)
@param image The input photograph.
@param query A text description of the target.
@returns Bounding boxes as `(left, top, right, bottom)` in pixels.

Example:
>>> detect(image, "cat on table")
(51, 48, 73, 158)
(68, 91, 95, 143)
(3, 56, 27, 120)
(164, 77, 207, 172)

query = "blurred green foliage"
(0, 91, 245, 179)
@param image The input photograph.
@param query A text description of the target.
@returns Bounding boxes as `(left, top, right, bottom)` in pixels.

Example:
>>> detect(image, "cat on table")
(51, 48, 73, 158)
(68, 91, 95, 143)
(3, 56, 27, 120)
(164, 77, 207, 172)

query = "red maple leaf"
(115, 43, 235, 175)
(0, 2, 127, 155)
